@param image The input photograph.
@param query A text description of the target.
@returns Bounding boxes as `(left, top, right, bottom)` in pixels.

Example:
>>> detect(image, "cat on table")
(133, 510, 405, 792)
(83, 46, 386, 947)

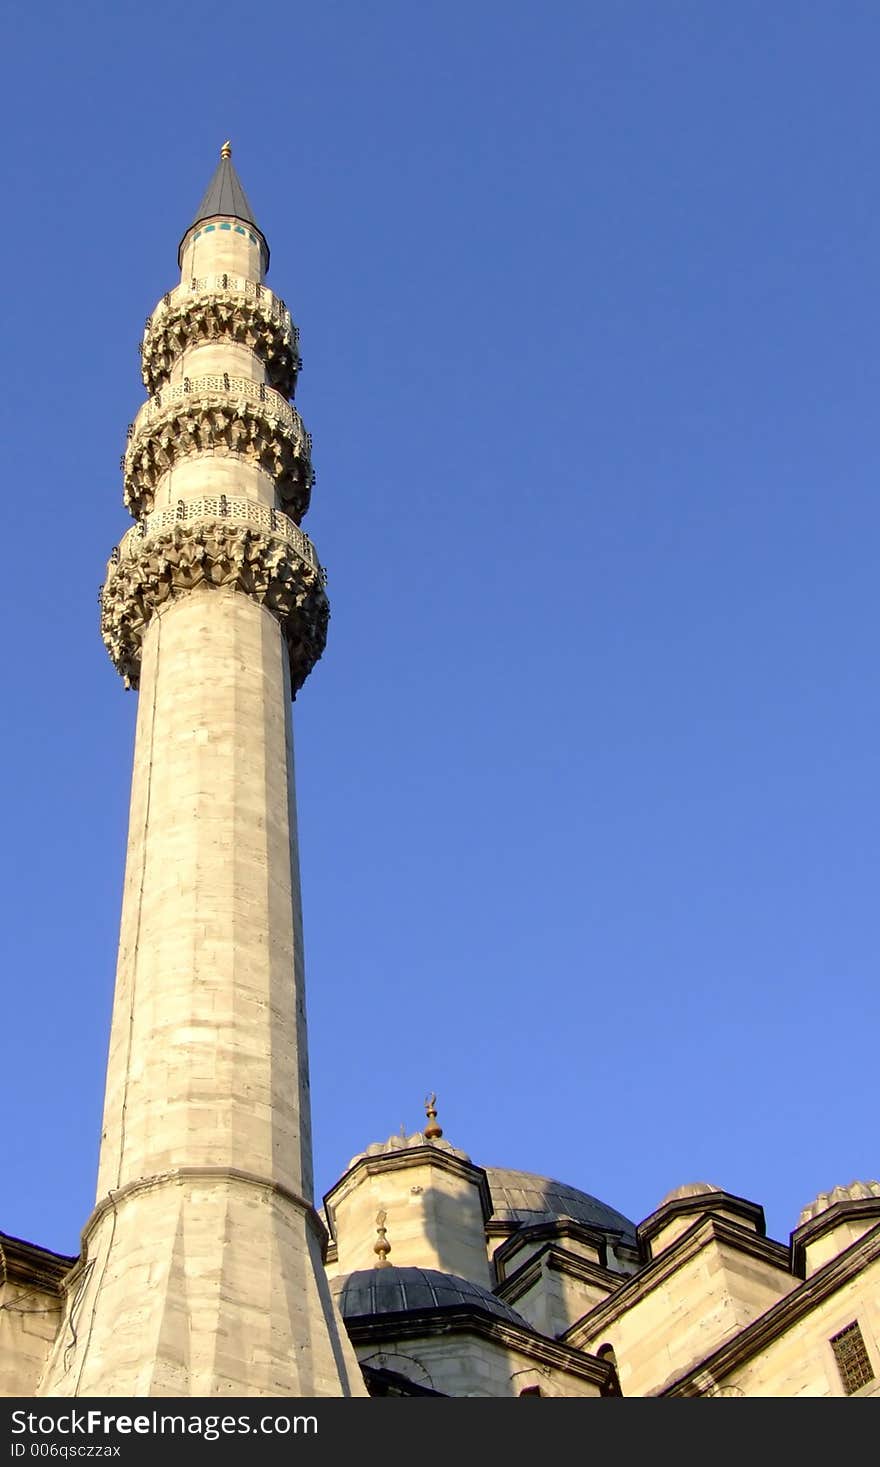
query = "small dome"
(797, 1180, 880, 1228)
(486, 1167, 636, 1241)
(332, 1266, 529, 1327)
(659, 1182, 724, 1207)
(346, 1132, 471, 1169)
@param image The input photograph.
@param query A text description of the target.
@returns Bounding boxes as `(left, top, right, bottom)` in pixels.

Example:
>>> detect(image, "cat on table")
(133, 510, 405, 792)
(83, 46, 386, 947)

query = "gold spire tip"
(424, 1092, 443, 1141)
(220, 140, 232, 159)
(374, 1209, 391, 1268)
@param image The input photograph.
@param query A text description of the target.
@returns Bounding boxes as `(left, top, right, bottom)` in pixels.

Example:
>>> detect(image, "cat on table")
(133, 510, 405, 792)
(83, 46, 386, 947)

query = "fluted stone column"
(38, 146, 366, 1398)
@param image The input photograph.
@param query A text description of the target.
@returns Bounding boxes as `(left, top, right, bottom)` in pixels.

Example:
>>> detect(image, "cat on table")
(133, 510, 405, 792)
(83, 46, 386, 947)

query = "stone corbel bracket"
(100, 521, 329, 697)
(140, 292, 300, 399)
(123, 394, 314, 523)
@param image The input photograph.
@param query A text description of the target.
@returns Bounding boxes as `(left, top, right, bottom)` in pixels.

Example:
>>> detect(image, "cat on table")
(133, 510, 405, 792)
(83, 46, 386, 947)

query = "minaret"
(38, 146, 367, 1397)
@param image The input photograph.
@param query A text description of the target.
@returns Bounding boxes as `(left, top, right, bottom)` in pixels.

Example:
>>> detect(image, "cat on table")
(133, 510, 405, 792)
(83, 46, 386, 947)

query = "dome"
(659, 1182, 724, 1207)
(332, 1266, 529, 1327)
(485, 1166, 636, 1241)
(346, 1132, 471, 1169)
(797, 1180, 880, 1228)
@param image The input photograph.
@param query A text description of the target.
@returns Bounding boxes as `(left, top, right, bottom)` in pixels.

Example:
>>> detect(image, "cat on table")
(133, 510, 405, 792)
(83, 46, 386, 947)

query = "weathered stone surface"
(39, 1176, 361, 1397)
(0, 1236, 70, 1397)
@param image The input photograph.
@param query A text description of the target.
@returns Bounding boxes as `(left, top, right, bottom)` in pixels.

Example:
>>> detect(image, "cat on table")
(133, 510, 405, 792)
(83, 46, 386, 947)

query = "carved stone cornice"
(123, 384, 313, 523)
(323, 1149, 495, 1242)
(83, 1167, 330, 1254)
(660, 1222, 880, 1396)
(100, 520, 328, 696)
(0, 1231, 76, 1294)
(140, 289, 300, 397)
(341, 1309, 609, 1388)
(114, 493, 323, 572)
(562, 1215, 792, 1350)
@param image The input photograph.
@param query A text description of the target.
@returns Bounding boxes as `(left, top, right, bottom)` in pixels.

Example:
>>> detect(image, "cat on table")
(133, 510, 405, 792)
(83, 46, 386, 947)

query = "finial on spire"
(374, 1209, 391, 1268)
(182, 143, 266, 267)
(424, 1092, 443, 1141)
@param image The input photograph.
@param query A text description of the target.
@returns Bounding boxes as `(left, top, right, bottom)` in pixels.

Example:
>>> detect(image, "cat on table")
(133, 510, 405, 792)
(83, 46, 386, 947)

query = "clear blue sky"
(1, 2, 877, 1257)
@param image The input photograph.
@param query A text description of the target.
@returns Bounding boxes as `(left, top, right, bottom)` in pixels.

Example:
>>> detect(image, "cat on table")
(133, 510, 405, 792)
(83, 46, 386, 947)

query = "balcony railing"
(126, 374, 311, 447)
(144, 274, 296, 339)
(109, 495, 325, 581)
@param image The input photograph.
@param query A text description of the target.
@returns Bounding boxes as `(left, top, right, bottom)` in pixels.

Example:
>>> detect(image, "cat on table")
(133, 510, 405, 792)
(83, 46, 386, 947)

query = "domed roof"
(659, 1182, 724, 1207)
(346, 1131, 470, 1169)
(332, 1266, 529, 1327)
(485, 1166, 636, 1241)
(798, 1180, 880, 1228)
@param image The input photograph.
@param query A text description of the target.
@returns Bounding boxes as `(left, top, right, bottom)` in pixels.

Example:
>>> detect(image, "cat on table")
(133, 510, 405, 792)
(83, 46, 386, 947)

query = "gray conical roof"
(179, 144, 268, 267)
(192, 148, 259, 229)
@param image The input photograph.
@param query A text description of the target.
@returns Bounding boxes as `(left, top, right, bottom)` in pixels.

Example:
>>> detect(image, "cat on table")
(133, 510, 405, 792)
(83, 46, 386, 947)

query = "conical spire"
(191, 141, 259, 229)
(179, 142, 268, 268)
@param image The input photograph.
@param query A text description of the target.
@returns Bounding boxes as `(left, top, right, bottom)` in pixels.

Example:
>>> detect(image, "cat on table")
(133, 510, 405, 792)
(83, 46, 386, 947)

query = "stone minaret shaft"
(38, 148, 366, 1398)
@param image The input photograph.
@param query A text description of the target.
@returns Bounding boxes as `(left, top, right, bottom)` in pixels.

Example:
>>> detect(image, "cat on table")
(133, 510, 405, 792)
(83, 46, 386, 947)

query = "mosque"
(0, 149, 877, 1399)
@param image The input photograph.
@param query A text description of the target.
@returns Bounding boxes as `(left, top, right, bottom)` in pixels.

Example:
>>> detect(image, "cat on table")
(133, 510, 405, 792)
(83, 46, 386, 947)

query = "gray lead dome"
(333, 1267, 530, 1327)
(486, 1166, 637, 1242)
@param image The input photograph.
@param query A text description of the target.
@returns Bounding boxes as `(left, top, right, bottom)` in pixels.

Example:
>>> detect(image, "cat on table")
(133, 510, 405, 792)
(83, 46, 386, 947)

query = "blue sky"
(1, 2, 877, 1256)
